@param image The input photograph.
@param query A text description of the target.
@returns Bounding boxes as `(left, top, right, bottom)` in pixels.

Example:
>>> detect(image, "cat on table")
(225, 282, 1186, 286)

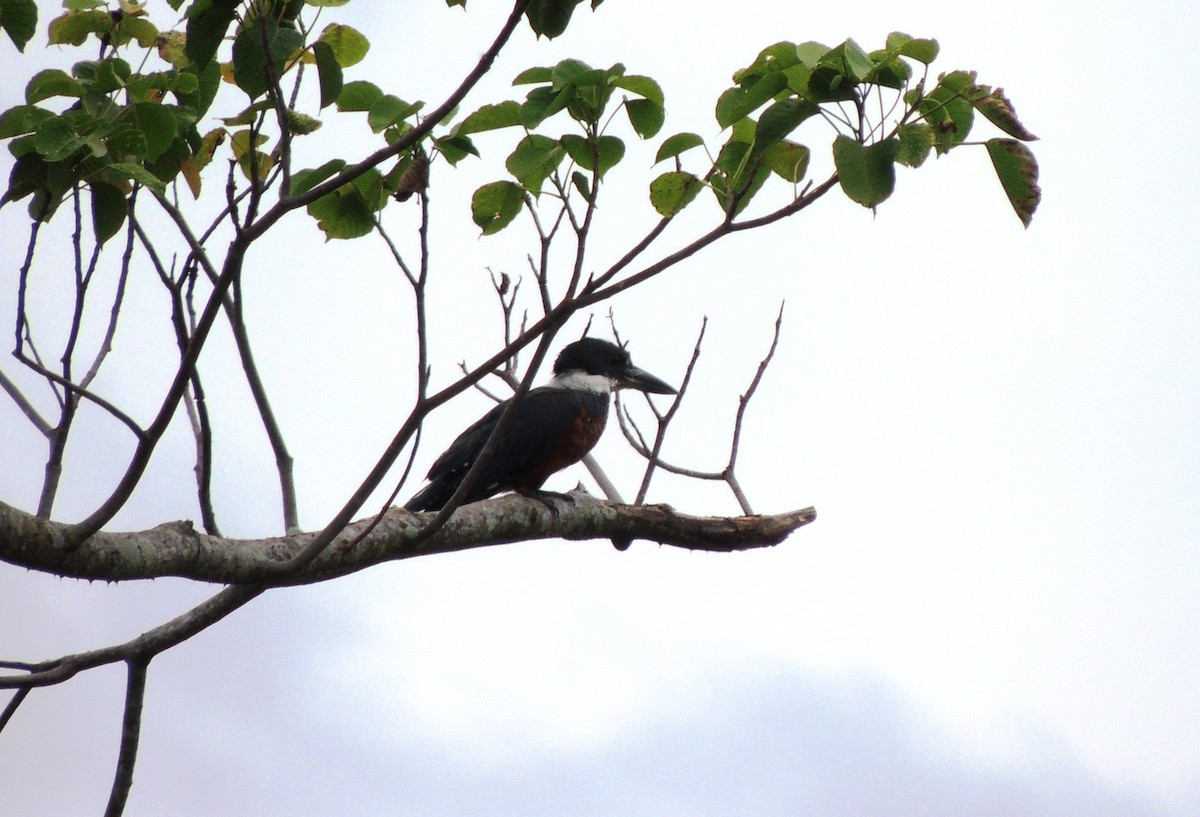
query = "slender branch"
(131, 219, 220, 534)
(223, 288, 299, 534)
(78, 195, 137, 394)
(10, 353, 143, 438)
(632, 318, 706, 504)
(726, 303, 785, 479)
(14, 218, 42, 356)
(618, 309, 785, 516)
(103, 658, 148, 817)
(0, 583, 262, 689)
(67, 231, 250, 544)
(0, 365, 51, 436)
(0, 685, 31, 734)
(261, 12, 294, 197)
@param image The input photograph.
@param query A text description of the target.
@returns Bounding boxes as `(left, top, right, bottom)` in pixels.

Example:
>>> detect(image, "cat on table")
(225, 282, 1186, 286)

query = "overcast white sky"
(2, 0, 1199, 815)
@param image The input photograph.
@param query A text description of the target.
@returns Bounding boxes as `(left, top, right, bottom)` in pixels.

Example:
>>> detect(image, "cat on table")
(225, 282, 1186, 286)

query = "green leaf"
(307, 168, 387, 240)
(654, 131, 704, 165)
(986, 138, 1040, 227)
(550, 58, 593, 90)
(796, 41, 832, 67)
(612, 74, 663, 106)
(886, 32, 939, 64)
(231, 16, 304, 99)
(76, 58, 132, 93)
(318, 22, 370, 67)
(625, 98, 664, 139)
(230, 128, 273, 179)
(752, 97, 817, 153)
(760, 140, 809, 183)
(715, 72, 787, 129)
(841, 39, 875, 81)
(520, 85, 571, 128)
(525, 0, 585, 39)
(131, 101, 178, 162)
(512, 66, 553, 85)
(865, 55, 910, 90)
(710, 139, 770, 214)
(367, 95, 422, 133)
(895, 123, 933, 168)
(26, 70, 84, 104)
(920, 81, 974, 154)
(336, 80, 383, 112)
(111, 15, 158, 48)
(560, 133, 624, 177)
(505, 134, 563, 196)
(33, 115, 87, 162)
(313, 41, 343, 109)
(1, 154, 47, 207)
(106, 123, 148, 161)
(471, 180, 524, 235)
(90, 181, 126, 245)
(0, 0, 38, 52)
(175, 60, 221, 119)
(453, 101, 522, 136)
(107, 161, 166, 193)
(186, 0, 239, 68)
(733, 41, 803, 85)
(0, 105, 54, 139)
(805, 42, 868, 102)
(220, 100, 274, 126)
(433, 134, 478, 165)
(974, 86, 1038, 141)
(649, 170, 703, 217)
(571, 170, 591, 202)
(285, 109, 322, 135)
(833, 136, 899, 208)
(290, 159, 346, 196)
(47, 9, 110, 46)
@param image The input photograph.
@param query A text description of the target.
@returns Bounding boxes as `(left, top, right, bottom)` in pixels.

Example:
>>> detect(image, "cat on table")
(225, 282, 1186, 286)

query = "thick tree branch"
(0, 494, 815, 587)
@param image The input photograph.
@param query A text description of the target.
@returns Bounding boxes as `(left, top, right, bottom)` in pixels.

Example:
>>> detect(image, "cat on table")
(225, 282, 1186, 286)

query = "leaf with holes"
(649, 170, 703, 217)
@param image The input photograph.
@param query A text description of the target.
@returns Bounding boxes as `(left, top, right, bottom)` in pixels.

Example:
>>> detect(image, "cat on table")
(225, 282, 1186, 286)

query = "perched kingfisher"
(404, 337, 677, 512)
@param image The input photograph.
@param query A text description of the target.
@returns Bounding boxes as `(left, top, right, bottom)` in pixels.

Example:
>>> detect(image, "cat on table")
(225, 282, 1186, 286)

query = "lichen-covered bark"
(0, 493, 815, 586)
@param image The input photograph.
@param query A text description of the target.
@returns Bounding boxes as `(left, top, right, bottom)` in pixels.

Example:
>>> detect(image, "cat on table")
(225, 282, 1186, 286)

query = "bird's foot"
(515, 487, 577, 516)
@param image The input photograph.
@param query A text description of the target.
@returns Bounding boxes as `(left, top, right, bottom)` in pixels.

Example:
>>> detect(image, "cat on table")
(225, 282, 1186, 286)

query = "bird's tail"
(403, 478, 456, 512)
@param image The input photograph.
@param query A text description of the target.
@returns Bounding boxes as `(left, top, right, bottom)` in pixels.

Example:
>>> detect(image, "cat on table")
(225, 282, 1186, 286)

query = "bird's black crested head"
(553, 338, 631, 378)
(552, 338, 677, 395)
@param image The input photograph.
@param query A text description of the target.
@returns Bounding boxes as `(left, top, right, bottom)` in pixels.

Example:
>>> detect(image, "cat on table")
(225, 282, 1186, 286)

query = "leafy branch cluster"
(0, 1, 1039, 813)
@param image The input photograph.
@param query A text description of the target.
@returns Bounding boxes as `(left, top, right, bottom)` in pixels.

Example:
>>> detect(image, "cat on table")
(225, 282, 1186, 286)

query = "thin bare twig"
(11, 354, 143, 438)
(0, 366, 52, 436)
(617, 307, 784, 515)
(1, 584, 262, 690)
(631, 318, 707, 504)
(0, 686, 31, 734)
(103, 658, 148, 817)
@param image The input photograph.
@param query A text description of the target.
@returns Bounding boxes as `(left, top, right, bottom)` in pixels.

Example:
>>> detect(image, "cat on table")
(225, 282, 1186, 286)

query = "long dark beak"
(617, 364, 677, 395)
